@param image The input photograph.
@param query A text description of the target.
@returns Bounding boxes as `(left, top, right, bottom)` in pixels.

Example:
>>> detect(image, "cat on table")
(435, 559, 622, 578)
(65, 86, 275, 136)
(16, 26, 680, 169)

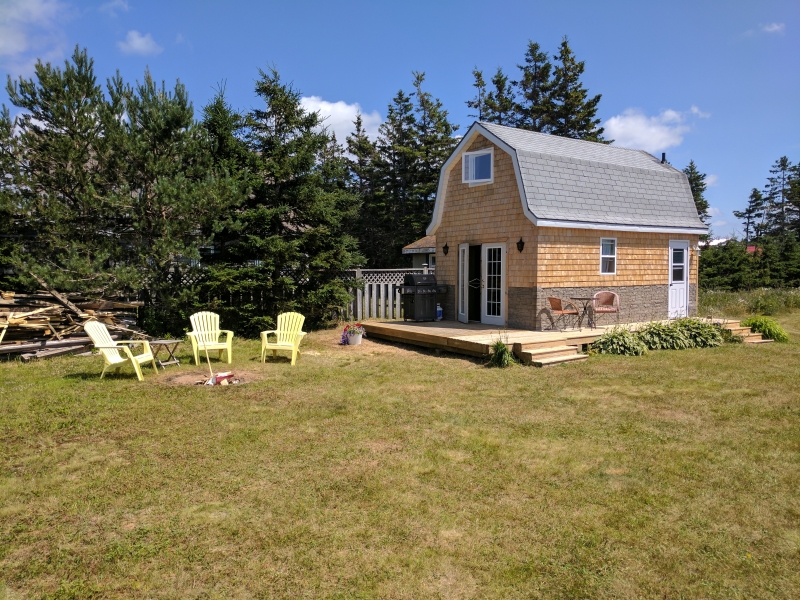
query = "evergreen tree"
(483, 67, 516, 126)
(733, 189, 766, 243)
(346, 114, 384, 266)
(513, 40, 553, 132)
(466, 68, 487, 121)
(548, 37, 607, 142)
(203, 67, 362, 333)
(0, 106, 19, 287)
(763, 156, 795, 234)
(4, 47, 133, 293)
(682, 160, 710, 226)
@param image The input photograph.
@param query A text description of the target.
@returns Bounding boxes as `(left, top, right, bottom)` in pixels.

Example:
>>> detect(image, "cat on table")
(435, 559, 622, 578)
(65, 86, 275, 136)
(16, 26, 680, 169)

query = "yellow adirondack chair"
(84, 320, 158, 381)
(187, 311, 234, 365)
(260, 312, 306, 366)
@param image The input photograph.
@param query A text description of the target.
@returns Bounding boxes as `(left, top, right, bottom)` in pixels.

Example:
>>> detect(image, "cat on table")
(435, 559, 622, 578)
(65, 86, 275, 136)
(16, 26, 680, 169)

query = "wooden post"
(370, 283, 377, 319)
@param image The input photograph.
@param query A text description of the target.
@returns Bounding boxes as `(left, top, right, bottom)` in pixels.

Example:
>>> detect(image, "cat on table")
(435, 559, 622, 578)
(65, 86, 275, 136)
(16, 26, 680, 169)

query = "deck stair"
(513, 343, 588, 367)
(716, 320, 774, 344)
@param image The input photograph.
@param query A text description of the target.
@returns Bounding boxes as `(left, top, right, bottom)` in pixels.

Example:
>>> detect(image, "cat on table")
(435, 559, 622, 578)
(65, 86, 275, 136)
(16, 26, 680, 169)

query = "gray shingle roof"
(479, 122, 707, 231)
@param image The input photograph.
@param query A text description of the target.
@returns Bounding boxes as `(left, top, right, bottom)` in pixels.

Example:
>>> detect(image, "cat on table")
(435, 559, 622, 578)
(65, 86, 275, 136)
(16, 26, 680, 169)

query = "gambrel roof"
(427, 122, 708, 236)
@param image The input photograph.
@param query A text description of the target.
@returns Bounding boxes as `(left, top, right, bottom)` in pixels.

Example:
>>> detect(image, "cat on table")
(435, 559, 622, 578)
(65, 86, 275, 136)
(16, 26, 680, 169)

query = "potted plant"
(341, 322, 366, 345)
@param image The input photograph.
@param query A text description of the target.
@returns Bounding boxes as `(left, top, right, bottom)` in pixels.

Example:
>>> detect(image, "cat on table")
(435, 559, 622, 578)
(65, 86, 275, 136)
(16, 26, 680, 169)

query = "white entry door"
(668, 240, 689, 318)
(457, 243, 469, 323)
(481, 243, 506, 326)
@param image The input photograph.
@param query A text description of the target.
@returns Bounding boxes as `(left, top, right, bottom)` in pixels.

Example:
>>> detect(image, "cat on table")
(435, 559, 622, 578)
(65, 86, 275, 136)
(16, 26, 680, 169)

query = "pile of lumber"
(1, 287, 145, 361)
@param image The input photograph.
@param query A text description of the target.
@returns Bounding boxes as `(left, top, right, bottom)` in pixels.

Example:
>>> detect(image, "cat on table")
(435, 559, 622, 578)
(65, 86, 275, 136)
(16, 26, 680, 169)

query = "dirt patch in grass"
(162, 369, 268, 386)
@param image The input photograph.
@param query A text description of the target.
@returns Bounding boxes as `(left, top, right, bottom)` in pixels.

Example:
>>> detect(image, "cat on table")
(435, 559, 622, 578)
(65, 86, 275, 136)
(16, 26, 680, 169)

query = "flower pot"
(348, 333, 363, 345)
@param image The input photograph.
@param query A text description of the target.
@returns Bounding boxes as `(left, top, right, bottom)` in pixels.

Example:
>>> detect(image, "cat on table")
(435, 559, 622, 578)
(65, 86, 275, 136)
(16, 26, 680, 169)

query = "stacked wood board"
(0, 290, 145, 361)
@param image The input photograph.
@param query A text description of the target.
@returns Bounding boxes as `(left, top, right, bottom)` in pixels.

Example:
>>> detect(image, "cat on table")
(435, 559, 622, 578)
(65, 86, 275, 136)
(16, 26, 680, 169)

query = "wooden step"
(516, 345, 580, 364)
(531, 353, 588, 368)
(745, 337, 774, 344)
(513, 339, 577, 353)
(726, 326, 750, 335)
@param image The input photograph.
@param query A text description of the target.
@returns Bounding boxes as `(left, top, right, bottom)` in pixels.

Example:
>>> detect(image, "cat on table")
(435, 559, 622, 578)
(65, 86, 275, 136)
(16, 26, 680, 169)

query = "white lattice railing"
(344, 268, 433, 321)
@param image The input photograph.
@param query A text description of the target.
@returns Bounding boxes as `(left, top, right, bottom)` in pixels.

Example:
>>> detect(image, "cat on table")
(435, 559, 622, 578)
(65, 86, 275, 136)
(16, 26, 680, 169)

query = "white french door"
(481, 243, 506, 326)
(668, 240, 689, 318)
(457, 243, 469, 323)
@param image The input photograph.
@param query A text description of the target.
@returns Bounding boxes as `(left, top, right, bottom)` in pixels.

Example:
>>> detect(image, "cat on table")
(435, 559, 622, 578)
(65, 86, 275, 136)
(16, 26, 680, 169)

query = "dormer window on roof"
(462, 148, 493, 185)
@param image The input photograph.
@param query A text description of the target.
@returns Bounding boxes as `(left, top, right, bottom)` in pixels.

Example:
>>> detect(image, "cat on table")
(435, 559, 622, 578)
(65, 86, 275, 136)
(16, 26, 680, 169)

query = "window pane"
(672, 266, 684, 283)
(601, 257, 615, 273)
(474, 153, 491, 180)
(601, 239, 615, 256)
(672, 248, 684, 265)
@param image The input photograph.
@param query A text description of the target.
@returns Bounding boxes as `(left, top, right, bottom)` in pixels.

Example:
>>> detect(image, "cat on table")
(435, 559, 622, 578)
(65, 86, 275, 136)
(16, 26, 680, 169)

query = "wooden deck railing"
(344, 267, 433, 321)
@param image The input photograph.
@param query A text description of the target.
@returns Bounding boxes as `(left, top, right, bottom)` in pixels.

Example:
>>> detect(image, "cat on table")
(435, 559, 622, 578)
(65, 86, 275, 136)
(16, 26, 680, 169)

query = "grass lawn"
(1, 316, 799, 599)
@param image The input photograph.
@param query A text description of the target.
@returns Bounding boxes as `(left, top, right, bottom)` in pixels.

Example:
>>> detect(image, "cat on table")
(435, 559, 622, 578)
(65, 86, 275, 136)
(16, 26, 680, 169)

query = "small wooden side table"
(149, 339, 183, 369)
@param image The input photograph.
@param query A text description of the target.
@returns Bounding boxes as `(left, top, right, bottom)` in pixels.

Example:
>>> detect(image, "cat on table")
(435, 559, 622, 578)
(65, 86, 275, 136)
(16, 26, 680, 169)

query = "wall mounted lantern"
(442, 242, 449, 255)
(516, 238, 525, 253)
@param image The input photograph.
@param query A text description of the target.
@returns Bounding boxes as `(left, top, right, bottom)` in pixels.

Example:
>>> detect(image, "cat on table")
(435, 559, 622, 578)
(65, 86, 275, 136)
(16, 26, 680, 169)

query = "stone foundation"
(439, 284, 456, 322)
(531, 285, 673, 330)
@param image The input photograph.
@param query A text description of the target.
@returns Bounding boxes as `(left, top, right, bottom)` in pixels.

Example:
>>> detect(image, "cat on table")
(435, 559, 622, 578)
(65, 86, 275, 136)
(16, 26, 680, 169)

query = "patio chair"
(260, 312, 307, 366)
(188, 311, 234, 366)
(593, 291, 620, 325)
(546, 297, 580, 331)
(84, 320, 158, 381)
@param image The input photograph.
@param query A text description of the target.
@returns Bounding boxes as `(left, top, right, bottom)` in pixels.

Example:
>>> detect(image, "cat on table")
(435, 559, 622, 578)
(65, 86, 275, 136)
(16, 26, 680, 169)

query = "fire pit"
(163, 370, 267, 387)
(197, 371, 240, 386)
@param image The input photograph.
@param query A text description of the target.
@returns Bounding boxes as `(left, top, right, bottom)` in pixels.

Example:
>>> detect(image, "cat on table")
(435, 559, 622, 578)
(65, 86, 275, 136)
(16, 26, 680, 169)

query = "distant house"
(414, 121, 708, 329)
(402, 235, 436, 269)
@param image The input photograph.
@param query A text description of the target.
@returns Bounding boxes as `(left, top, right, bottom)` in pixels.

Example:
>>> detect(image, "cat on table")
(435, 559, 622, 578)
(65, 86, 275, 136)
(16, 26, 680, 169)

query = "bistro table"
(149, 339, 183, 369)
(569, 297, 596, 329)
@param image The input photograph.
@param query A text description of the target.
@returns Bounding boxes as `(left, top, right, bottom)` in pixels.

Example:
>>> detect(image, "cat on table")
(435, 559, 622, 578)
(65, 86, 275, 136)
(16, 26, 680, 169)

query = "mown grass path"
(1, 316, 799, 598)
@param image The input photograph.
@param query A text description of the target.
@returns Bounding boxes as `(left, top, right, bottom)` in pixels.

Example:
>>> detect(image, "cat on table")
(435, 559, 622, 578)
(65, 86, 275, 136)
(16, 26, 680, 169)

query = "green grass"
(2, 315, 800, 598)
(699, 288, 800, 318)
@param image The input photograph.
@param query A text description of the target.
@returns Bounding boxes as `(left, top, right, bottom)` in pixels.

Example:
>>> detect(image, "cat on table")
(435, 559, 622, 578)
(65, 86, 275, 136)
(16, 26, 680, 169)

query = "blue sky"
(1, 0, 798, 238)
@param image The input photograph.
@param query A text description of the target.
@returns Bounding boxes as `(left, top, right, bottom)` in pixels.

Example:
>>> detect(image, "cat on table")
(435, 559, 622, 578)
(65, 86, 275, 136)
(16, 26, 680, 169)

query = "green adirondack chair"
(187, 311, 234, 366)
(260, 312, 306, 366)
(84, 320, 158, 381)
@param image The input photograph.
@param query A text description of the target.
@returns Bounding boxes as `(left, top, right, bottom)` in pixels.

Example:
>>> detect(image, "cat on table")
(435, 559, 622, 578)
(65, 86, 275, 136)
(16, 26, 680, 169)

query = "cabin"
(423, 122, 708, 330)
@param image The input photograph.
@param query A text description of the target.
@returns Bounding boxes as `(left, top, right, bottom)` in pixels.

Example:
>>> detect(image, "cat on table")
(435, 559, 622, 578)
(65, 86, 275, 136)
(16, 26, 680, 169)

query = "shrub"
(741, 316, 790, 343)
(673, 318, 724, 348)
(590, 327, 647, 356)
(637, 321, 691, 351)
(488, 340, 516, 368)
(699, 288, 800, 318)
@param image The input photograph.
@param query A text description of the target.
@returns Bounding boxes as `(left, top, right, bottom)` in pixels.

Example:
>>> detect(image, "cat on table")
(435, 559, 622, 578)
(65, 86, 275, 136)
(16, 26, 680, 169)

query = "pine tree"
(513, 41, 553, 132)
(548, 37, 607, 142)
(682, 160, 710, 226)
(0, 106, 19, 287)
(763, 156, 795, 234)
(203, 67, 362, 333)
(466, 68, 487, 121)
(483, 67, 516, 126)
(4, 47, 129, 293)
(733, 189, 766, 243)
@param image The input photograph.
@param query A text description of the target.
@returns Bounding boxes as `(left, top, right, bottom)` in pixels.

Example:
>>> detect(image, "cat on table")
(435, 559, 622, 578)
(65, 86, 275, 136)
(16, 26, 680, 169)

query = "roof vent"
(661, 152, 666, 164)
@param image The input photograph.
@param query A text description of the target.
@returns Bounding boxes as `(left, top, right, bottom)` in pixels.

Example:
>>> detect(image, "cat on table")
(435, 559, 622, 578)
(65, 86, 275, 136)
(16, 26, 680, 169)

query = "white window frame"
(600, 237, 617, 275)
(462, 147, 494, 186)
(427, 254, 436, 268)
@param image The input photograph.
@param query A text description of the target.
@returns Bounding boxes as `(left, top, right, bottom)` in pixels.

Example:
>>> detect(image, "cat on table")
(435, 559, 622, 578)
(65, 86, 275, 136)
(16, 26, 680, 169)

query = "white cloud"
(708, 206, 723, 217)
(117, 30, 163, 56)
(761, 22, 785, 33)
(604, 108, 689, 153)
(0, 0, 67, 75)
(99, 0, 129, 17)
(712, 220, 728, 228)
(706, 174, 719, 187)
(300, 96, 382, 144)
(690, 105, 710, 118)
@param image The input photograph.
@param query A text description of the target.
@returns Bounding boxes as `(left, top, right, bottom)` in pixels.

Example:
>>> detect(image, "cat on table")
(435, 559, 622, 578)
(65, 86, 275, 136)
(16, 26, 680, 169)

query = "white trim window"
(462, 148, 494, 185)
(600, 238, 616, 274)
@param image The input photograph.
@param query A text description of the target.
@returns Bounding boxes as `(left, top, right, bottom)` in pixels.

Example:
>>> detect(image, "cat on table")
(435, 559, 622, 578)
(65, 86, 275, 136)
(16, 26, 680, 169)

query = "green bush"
(488, 340, 516, 368)
(637, 321, 691, 351)
(590, 327, 647, 356)
(673, 318, 724, 348)
(741, 316, 790, 343)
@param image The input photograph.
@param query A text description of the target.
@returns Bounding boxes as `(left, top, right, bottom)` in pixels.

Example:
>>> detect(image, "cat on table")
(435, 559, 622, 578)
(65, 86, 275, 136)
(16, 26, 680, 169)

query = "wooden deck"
(363, 318, 768, 365)
(362, 320, 611, 358)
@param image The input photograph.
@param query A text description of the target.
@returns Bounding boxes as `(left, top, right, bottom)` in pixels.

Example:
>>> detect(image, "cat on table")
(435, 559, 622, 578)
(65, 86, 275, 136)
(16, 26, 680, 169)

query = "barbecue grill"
(400, 273, 437, 321)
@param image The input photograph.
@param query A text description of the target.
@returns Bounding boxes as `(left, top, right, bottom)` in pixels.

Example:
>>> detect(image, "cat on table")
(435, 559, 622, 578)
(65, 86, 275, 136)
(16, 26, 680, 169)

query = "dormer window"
(462, 148, 493, 185)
